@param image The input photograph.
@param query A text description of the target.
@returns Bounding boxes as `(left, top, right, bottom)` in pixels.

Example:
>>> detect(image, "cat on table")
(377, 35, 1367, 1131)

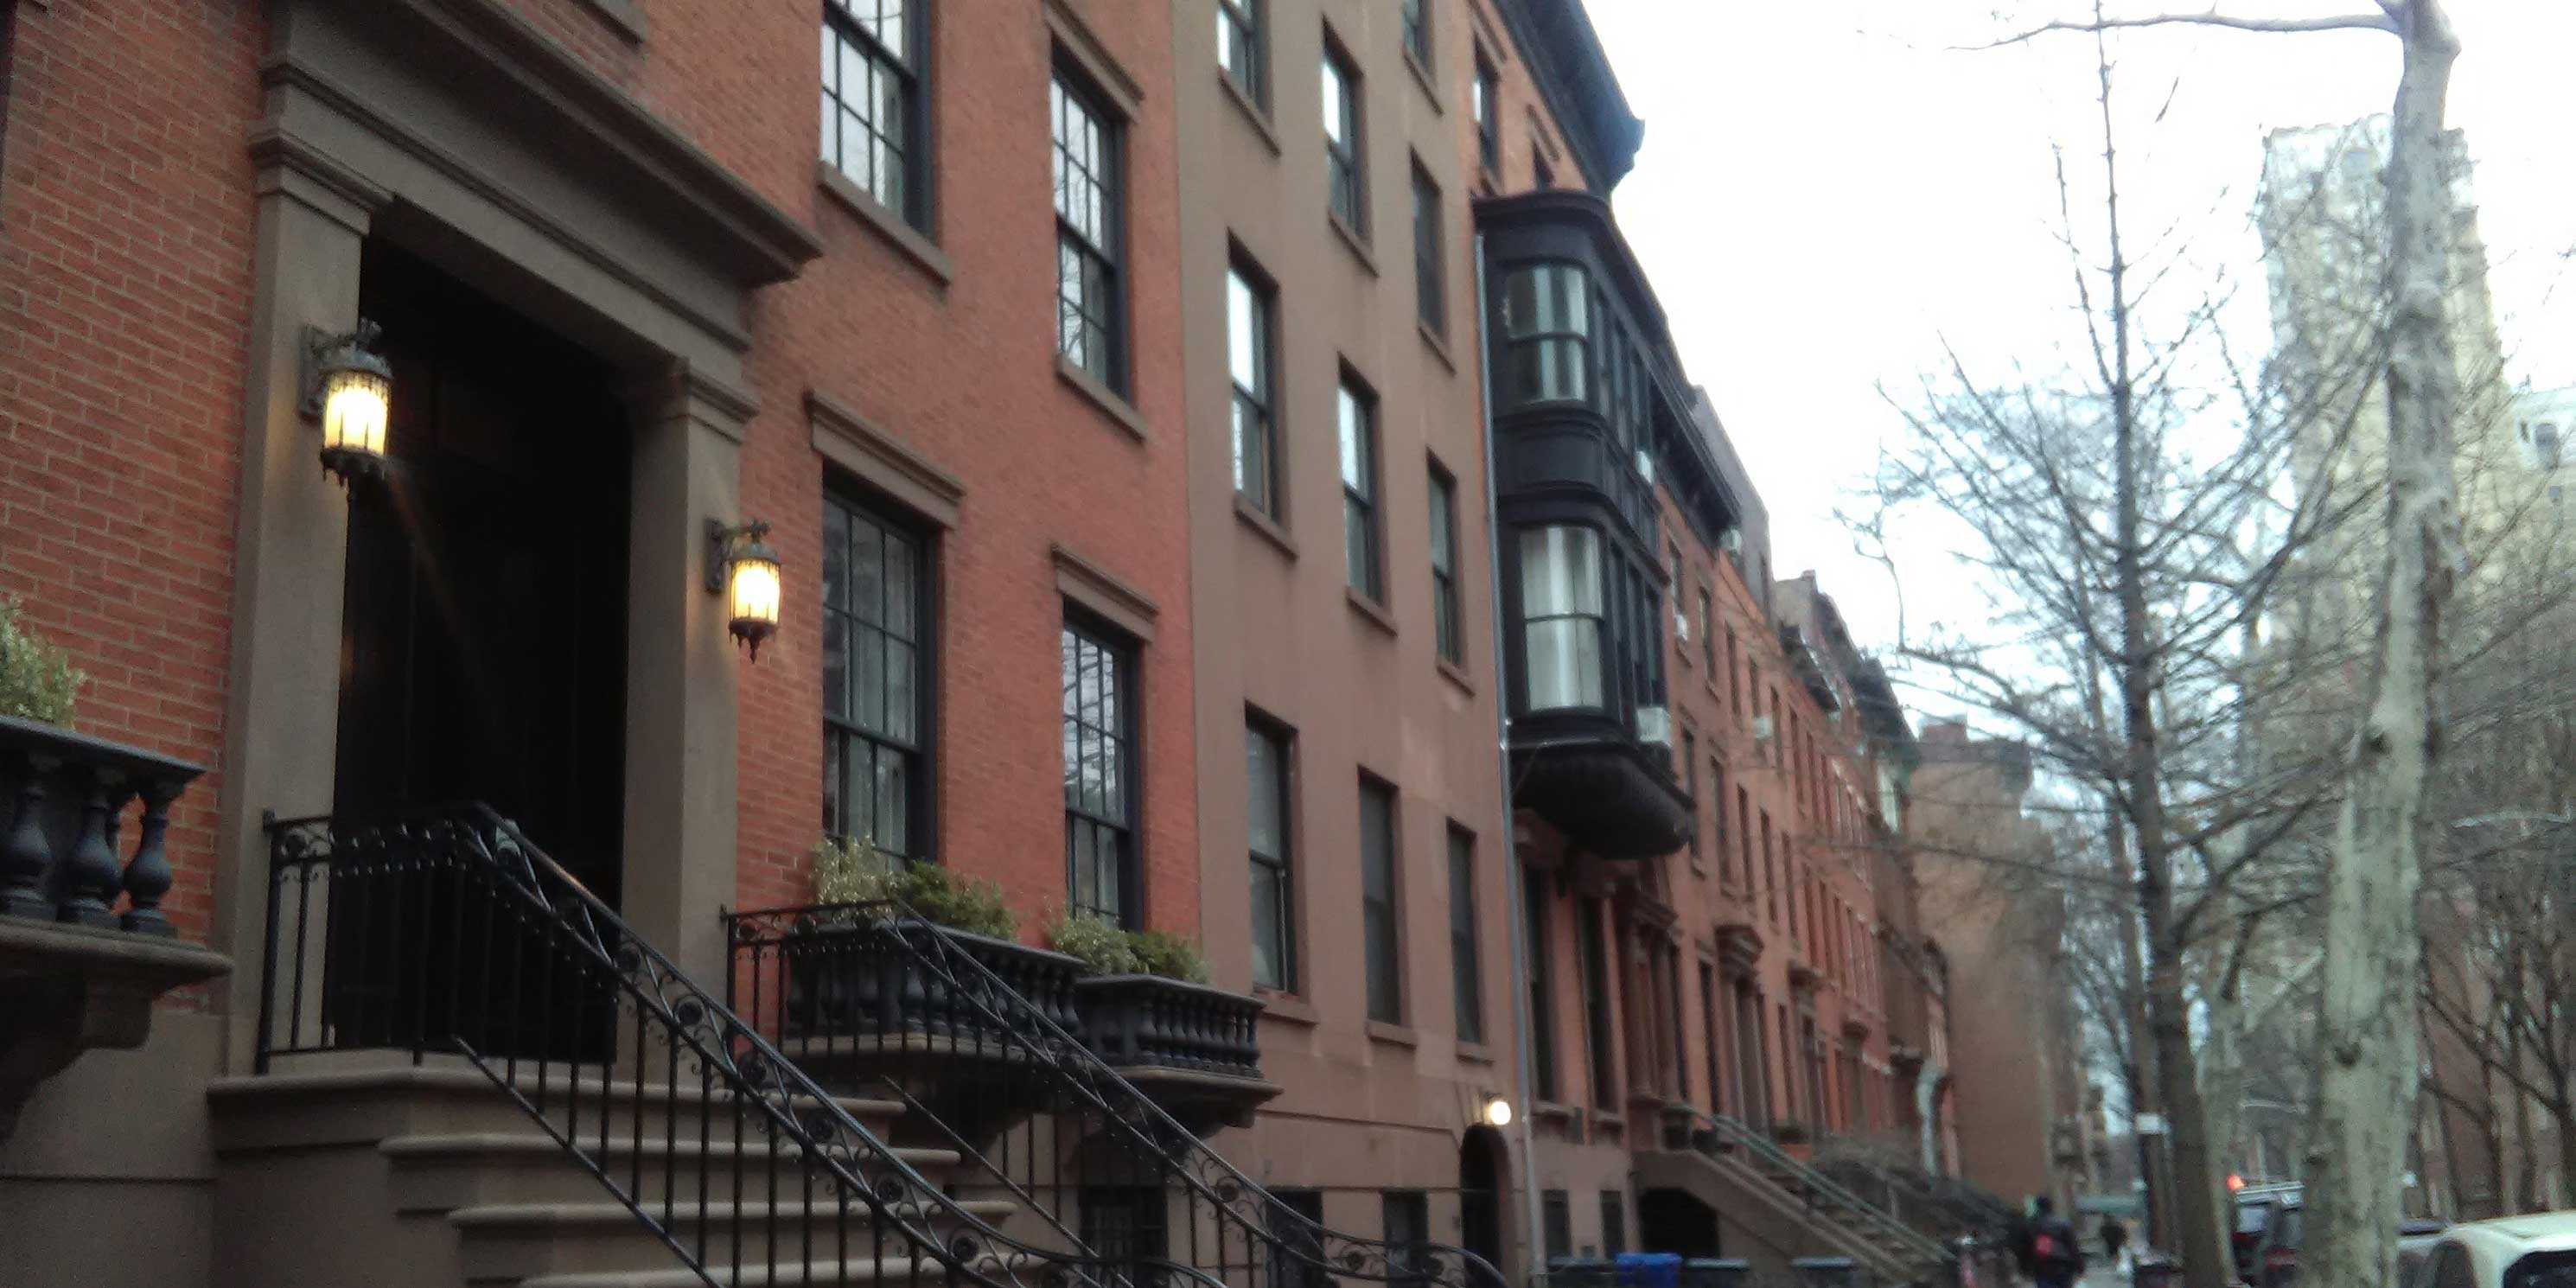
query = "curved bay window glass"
(824, 493, 928, 857)
(1519, 526, 1604, 711)
(1500, 262, 1591, 408)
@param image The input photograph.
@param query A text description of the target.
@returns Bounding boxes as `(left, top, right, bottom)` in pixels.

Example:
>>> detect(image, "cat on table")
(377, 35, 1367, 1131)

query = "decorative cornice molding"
(1051, 543, 1158, 643)
(807, 390, 966, 530)
(1043, 0, 1147, 118)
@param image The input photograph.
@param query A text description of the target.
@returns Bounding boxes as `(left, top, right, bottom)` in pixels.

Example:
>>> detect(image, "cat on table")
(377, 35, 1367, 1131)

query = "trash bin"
(1615, 1253, 1682, 1288)
(2130, 1254, 2179, 1288)
(1681, 1258, 1750, 1288)
(1792, 1257, 1861, 1288)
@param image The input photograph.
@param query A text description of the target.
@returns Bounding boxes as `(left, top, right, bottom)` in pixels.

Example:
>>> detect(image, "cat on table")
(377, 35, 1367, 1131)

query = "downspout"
(1475, 230, 1547, 1288)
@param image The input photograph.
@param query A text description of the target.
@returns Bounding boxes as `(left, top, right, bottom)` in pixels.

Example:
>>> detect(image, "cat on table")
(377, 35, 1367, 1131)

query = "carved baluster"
(0, 754, 56, 918)
(56, 765, 130, 926)
(119, 776, 182, 934)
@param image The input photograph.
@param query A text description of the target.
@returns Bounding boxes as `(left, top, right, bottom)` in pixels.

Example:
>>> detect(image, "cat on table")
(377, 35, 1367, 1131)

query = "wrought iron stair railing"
(256, 804, 1161, 1288)
(730, 902, 1506, 1288)
(1661, 1106, 1954, 1271)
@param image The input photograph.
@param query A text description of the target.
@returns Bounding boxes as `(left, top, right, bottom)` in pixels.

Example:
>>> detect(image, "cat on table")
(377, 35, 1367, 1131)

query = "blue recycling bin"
(1614, 1253, 1681, 1288)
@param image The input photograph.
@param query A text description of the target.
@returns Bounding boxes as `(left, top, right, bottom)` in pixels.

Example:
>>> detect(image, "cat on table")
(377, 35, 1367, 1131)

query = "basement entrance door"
(327, 240, 632, 1057)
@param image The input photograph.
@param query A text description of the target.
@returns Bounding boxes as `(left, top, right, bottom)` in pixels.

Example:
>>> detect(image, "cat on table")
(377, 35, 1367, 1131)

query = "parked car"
(2251, 1196, 2304, 1287)
(2234, 1183, 2302, 1283)
(2401, 1217, 2456, 1287)
(2405, 1211, 2576, 1288)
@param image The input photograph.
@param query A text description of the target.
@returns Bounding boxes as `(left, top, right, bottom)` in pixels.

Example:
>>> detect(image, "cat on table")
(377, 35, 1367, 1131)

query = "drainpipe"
(1473, 231, 1548, 1288)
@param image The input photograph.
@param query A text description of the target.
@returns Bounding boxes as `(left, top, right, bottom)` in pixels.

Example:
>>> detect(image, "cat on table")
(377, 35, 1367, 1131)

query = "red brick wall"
(0, 0, 267, 944)
(0, 0, 1196, 951)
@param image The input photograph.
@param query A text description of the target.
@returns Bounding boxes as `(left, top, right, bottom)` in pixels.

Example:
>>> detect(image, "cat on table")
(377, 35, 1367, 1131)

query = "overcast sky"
(1588, 1, 2576, 673)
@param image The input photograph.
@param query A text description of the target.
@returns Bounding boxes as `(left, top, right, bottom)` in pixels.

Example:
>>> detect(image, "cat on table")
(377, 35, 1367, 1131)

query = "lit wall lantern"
(707, 519, 781, 659)
(1482, 1095, 1514, 1129)
(301, 320, 392, 485)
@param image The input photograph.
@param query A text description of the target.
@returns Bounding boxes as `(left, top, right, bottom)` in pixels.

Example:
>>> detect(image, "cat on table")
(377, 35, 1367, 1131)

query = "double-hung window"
(821, 0, 925, 225)
(1247, 717, 1296, 991)
(1519, 526, 1604, 711)
(1682, 729, 1699, 858)
(1062, 616, 1138, 926)
(1340, 377, 1381, 602)
(1447, 826, 1482, 1044)
(1400, 0, 1431, 69)
(1218, 0, 1264, 108)
(1383, 1192, 1431, 1288)
(1360, 775, 1401, 1023)
(1054, 72, 1125, 391)
(1471, 52, 1499, 174)
(1429, 466, 1463, 666)
(1578, 897, 1616, 1108)
(1499, 263, 1591, 407)
(1230, 261, 1278, 517)
(824, 491, 930, 857)
(1322, 45, 1365, 235)
(1525, 872, 1558, 1100)
(1412, 164, 1445, 336)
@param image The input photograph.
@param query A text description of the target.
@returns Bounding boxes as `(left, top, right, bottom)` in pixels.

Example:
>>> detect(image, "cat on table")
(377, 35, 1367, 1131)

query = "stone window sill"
(1219, 69, 1283, 157)
(1419, 318, 1457, 373)
(819, 163, 953, 288)
(1438, 657, 1474, 697)
(1367, 1020, 1419, 1048)
(1257, 989, 1321, 1026)
(1457, 1039, 1497, 1064)
(1348, 586, 1398, 636)
(1404, 48, 1444, 114)
(1055, 354, 1150, 442)
(1329, 212, 1379, 277)
(1236, 496, 1299, 559)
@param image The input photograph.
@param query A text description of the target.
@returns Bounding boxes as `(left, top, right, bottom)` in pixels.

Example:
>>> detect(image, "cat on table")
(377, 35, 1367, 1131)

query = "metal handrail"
(1668, 1106, 1953, 1267)
(258, 805, 1147, 1288)
(730, 898, 1505, 1288)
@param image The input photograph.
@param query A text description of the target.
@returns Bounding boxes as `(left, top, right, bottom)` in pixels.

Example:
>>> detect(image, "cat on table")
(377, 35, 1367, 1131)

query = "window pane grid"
(1521, 526, 1604, 710)
(1412, 168, 1445, 335)
(1472, 59, 1498, 171)
(1430, 470, 1462, 665)
(1230, 266, 1276, 514)
(1361, 779, 1400, 1023)
(1247, 722, 1295, 991)
(1400, 0, 1430, 67)
(1341, 383, 1380, 601)
(1062, 622, 1136, 926)
(821, 0, 919, 223)
(1447, 829, 1482, 1044)
(1054, 76, 1124, 389)
(1323, 53, 1364, 234)
(824, 494, 926, 858)
(1217, 0, 1264, 105)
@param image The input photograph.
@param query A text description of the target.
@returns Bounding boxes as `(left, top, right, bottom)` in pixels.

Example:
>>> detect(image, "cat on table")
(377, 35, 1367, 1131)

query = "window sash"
(1062, 621, 1137, 927)
(1247, 722, 1295, 991)
(1412, 169, 1445, 335)
(1400, 0, 1429, 67)
(1525, 871, 1557, 1100)
(1578, 898, 1616, 1109)
(1361, 779, 1400, 1023)
(1341, 385, 1380, 601)
(1429, 470, 1462, 665)
(1053, 75, 1125, 390)
(1472, 60, 1498, 170)
(821, 1, 921, 223)
(824, 494, 929, 858)
(1229, 267, 1276, 513)
(1521, 526, 1604, 711)
(1323, 54, 1364, 233)
(1217, 0, 1264, 106)
(1447, 829, 1482, 1044)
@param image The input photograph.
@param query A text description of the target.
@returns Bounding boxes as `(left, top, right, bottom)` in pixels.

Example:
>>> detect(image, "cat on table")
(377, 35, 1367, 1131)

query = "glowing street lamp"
(302, 320, 392, 484)
(708, 519, 782, 659)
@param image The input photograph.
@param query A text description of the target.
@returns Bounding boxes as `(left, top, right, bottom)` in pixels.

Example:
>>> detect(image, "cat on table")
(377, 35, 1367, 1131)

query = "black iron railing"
(1659, 1106, 1953, 1272)
(730, 903, 1502, 1288)
(256, 804, 1161, 1288)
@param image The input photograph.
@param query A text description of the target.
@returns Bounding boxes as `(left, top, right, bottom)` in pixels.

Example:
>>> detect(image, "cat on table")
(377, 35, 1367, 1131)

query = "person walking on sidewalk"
(2100, 1215, 2128, 1265)
(2013, 1196, 2087, 1288)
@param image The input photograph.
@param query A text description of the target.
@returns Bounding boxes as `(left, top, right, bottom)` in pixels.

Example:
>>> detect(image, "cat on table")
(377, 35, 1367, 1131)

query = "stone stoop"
(206, 1065, 1030, 1288)
(1633, 1146, 1932, 1285)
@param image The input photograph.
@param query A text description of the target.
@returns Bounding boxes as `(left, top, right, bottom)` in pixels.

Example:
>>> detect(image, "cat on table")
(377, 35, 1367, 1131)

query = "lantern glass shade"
(728, 546, 782, 640)
(321, 367, 392, 462)
(1482, 1097, 1514, 1129)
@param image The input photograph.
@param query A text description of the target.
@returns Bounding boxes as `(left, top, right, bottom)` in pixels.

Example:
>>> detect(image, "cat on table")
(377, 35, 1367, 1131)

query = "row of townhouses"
(0, 2, 2075, 1285)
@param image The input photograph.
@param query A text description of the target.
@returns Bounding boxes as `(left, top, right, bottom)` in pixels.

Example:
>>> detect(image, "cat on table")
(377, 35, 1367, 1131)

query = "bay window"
(1499, 262, 1591, 408)
(1518, 526, 1604, 711)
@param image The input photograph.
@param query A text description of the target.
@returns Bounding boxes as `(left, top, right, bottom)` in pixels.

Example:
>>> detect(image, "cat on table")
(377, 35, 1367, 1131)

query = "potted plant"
(0, 595, 81, 725)
(1053, 914, 1259, 1079)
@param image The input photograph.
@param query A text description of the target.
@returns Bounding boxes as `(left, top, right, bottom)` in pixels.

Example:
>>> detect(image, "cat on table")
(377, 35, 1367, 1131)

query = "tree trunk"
(2306, 4, 2462, 1285)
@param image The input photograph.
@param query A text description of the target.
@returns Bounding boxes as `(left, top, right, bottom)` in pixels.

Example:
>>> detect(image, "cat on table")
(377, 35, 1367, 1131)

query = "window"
(1599, 1190, 1627, 1257)
(1361, 775, 1402, 1023)
(1578, 897, 1616, 1109)
(1712, 761, 1730, 876)
(1382, 1191, 1431, 1288)
(1698, 588, 1716, 672)
(1533, 151, 1553, 190)
(1447, 826, 1483, 1044)
(1062, 617, 1138, 926)
(1760, 812, 1776, 921)
(1498, 263, 1591, 407)
(1682, 729, 1699, 859)
(1737, 786, 1753, 889)
(1400, 0, 1431, 69)
(1728, 632, 1741, 711)
(1218, 0, 1264, 108)
(1229, 260, 1278, 517)
(1269, 1190, 1328, 1288)
(1247, 718, 1296, 991)
(1322, 44, 1365, 235)
(1699, 963, 1724, 1113)
(1054, 72, 1125, 391)
(1412, 164, 1446, 336)
(1341, 377, 1381, 601)
(1082, 1186, 1169, 1288)
(1519, 526, 1604, 711)
(1429, 465, 1463, 666)
(1471, 52, 1498, 173)
(1540, 1191, 1572, 1264)
(1524, 871, 1558, 1100)
(821, 0, 925, 226)
(824, 492, 930, 857)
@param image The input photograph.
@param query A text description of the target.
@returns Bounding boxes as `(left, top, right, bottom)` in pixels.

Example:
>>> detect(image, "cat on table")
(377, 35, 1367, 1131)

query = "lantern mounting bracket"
(299, 319, 385, 419)
(706, 519, 773, 594)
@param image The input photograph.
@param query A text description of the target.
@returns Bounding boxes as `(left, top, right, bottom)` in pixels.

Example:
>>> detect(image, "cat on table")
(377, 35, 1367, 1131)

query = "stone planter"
(777, 919, 1082, 1049)
(1074, 973, 1264, 1079)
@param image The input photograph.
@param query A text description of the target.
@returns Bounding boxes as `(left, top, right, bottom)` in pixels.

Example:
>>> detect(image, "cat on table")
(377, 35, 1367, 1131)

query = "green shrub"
(1129, 928, 1211, 984)
(1045, 911, 1142, 975)
(807, 837, 1017, 940)
(0, 596, 81, 725)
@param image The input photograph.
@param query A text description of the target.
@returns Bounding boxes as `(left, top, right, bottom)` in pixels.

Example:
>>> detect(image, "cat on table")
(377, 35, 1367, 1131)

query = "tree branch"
(1973, 8, 2397, 48)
